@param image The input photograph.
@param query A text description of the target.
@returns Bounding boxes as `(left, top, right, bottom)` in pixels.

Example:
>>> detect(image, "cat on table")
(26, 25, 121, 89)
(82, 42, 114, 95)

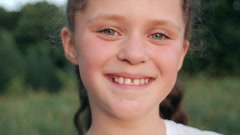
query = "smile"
(114, 77, 149, 85)
(107, 74, 154, 86)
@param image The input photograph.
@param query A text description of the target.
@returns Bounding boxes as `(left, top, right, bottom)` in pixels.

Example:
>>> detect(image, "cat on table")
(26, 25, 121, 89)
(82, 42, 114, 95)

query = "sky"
(0, 0, 66, 11)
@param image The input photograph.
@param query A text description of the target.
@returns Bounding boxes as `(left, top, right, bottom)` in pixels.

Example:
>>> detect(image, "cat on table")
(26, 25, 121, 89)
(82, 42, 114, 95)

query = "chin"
(107, 101, 153, 121)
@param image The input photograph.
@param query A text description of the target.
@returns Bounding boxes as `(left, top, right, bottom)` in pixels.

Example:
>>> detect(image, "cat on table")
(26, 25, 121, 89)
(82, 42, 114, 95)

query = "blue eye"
(100, 29, 117, 36)
(151, 33, 166, 40)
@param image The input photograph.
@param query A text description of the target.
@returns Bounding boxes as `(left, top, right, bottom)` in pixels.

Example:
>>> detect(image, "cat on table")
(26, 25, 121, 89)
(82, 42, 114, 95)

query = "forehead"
(85, 0, 183, 15)
(77, 0, 184, 30)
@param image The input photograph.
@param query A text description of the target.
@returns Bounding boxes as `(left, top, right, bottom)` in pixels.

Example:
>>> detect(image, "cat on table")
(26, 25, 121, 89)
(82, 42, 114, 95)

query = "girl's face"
(62, 0, 189, 120)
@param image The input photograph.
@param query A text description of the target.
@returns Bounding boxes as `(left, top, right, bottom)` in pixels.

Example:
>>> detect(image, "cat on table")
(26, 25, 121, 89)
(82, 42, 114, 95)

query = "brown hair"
(65, 0, 193, 134)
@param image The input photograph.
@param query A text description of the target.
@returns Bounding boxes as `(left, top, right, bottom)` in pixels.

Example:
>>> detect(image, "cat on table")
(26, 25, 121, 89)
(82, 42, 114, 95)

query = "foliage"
(0, 2, 70, 93)
(25, 44, 62, 93)
(0, 8, 19, 31)
(14, 2, 64, 53)
(0, 29, 25, 93)
(183, 0, 240, 76)
(5, 76, 26, 95)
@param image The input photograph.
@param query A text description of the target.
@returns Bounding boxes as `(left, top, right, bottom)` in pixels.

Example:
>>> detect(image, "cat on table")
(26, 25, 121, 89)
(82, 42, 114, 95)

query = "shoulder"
(164, 120, 223, 135)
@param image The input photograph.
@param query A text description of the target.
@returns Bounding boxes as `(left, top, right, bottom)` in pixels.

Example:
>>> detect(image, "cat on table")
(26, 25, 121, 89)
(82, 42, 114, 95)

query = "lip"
(105, 73, 155, 87)
(107, 72, 153, 79)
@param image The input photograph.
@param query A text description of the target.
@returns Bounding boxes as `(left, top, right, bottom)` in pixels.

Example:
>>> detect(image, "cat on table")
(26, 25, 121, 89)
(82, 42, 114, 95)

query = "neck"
(86, 108, 166, 135)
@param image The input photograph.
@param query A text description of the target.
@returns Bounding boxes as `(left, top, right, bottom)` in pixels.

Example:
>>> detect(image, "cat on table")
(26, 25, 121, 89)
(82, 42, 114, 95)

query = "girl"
(61, 0, 222, 135)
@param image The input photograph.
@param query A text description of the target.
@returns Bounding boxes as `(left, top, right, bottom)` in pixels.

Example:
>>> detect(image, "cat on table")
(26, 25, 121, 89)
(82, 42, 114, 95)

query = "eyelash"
(98, 28, 119, 36)
(97, 28, 170, 41)
(150, 33, 169, 40)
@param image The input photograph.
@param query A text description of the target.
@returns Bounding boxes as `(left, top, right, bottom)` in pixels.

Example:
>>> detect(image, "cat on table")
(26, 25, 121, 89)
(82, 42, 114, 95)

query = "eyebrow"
(147, 19, 182, 32)
(87, 14, 182, 32)
(87, 14, 126, 24)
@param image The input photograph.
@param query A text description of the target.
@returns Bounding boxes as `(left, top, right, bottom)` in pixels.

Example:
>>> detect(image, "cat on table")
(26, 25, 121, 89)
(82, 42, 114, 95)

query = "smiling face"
(62, 0, 189, 121)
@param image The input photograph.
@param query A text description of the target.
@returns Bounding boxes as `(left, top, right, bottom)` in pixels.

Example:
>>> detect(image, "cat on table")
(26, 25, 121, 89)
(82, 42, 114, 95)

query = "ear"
(61, 27, 79, 65)
(177, 40, 190, 71)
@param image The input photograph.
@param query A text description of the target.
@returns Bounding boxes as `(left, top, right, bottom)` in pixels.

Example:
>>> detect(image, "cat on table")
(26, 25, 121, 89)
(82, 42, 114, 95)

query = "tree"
(14, 2, 64, 53)
(183, 0, 240, 76)
(0, 29, 24, 93)
(25, 43, 62, 93)
(0, 7, 19, 31)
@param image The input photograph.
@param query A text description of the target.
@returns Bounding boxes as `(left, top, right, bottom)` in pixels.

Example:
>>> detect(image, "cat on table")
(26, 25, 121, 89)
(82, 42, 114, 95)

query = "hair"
(65, 0, 193, 134)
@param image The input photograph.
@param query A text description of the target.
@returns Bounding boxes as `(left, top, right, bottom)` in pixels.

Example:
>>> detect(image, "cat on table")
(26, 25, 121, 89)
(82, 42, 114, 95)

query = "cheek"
(76, 34, 102, 67)
(74, 33, 117, 78)
(75, 35, 110, 96)
(152, 45, 182, 71)
(147, 47, 182, 106)
(150, 45, 183, 90)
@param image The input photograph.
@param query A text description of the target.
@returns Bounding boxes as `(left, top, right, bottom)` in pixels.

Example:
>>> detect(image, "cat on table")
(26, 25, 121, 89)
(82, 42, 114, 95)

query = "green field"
(182, 76, 240, 135)
(0, 76, 239, 135)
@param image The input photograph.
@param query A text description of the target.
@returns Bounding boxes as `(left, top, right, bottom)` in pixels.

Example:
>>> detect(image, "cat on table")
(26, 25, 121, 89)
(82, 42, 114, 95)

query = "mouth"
(106, 74, 155, 86)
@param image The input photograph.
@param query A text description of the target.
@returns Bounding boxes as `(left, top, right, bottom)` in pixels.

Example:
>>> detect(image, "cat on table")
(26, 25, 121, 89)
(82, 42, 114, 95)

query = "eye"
(150, 33, 167, 40)
(99, 28, 118, 36)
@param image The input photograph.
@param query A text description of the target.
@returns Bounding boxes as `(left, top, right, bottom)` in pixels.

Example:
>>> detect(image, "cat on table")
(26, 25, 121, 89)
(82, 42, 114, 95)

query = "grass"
(0, 90, 79, 135)
(182, 75, 240, 135)
(0, 75, 239, 135)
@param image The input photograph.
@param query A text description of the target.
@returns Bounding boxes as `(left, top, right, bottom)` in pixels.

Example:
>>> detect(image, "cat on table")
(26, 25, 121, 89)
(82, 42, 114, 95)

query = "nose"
(117, 36, 149, 65)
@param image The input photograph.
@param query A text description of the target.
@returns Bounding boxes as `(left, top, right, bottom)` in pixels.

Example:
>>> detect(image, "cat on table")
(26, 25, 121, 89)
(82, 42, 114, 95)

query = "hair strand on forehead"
(66, 0, 88, 30)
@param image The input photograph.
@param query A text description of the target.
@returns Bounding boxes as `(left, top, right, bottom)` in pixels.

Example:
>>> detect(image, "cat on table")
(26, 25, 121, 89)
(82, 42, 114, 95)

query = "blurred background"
(0, 0, 239, 135)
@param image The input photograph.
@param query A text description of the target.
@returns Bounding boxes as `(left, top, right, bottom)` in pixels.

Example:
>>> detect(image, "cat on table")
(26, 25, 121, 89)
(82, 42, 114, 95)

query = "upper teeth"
(114, 77, 149, 85)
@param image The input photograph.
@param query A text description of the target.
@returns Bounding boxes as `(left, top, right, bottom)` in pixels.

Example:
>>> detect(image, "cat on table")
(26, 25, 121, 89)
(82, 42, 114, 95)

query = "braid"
(160, 82, 189, 125)
(74, 66, 91, 135)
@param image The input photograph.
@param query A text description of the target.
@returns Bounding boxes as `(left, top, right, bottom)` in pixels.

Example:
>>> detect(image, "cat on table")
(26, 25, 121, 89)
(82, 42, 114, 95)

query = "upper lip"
(105, 72, 155, 79)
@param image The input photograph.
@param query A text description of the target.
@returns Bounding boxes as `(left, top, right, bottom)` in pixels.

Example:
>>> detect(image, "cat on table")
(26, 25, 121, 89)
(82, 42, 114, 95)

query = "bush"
(25, 43, 62, 93)
(0, 29, 25, 93)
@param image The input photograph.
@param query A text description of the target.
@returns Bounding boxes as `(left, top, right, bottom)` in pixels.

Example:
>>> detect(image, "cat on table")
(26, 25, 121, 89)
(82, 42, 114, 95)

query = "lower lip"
(105, 75, 153, 89)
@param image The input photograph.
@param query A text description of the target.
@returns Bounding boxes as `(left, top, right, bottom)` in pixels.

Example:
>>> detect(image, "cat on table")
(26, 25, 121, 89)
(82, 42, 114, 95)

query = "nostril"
(116, 40, 149, 65)
(117, 51, 149, 65)
(117, 52, 135, 64)
(117, 51, 125, 61)
(142, 55, 149, 62)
